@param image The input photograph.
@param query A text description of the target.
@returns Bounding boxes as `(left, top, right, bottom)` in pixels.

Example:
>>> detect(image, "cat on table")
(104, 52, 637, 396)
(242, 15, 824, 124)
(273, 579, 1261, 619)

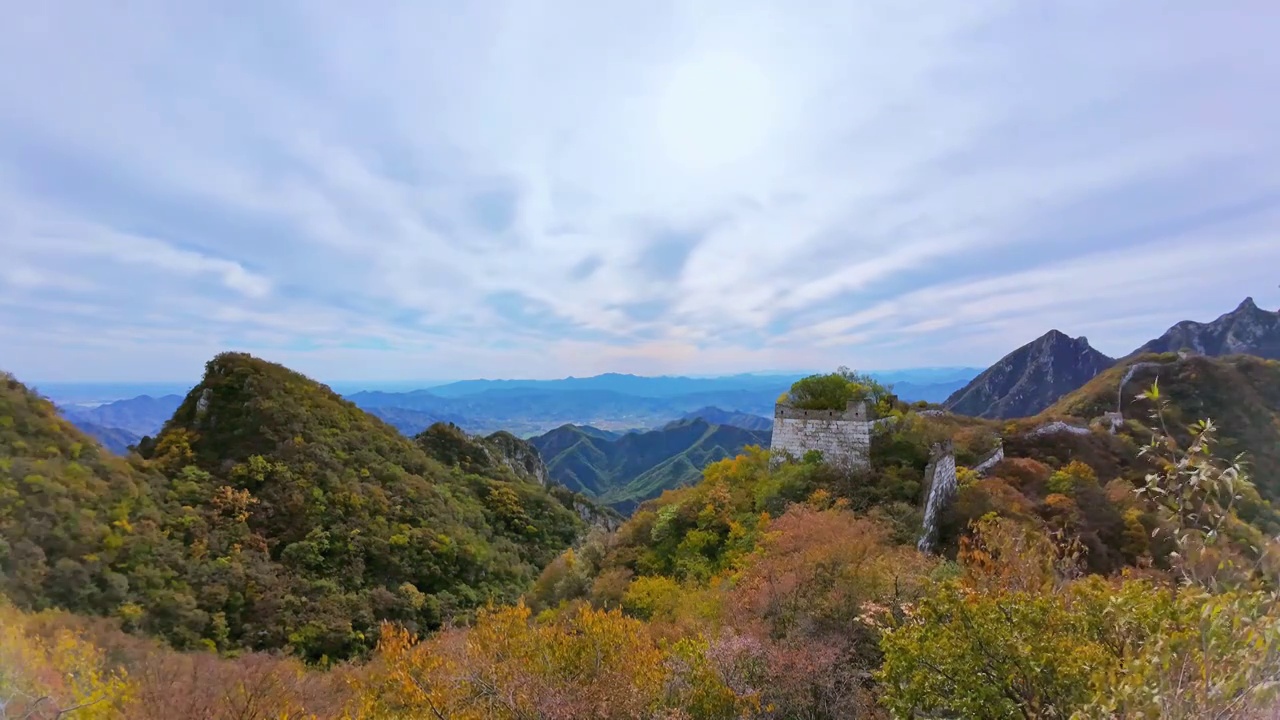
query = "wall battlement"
(773, 400, 868, 422)
(770, 400, 871, 468)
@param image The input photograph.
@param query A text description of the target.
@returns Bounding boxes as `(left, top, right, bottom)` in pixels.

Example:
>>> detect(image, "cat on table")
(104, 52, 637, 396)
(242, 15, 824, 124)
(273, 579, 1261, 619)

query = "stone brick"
(769, 400, 871, 468)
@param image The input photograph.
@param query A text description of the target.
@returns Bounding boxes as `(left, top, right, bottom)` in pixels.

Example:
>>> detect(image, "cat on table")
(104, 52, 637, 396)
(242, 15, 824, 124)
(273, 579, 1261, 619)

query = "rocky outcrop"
(483, 430, 550, 485)
(944, 330, 1115, 419)
(415, 422, 549, 485)
(1130, 297, 1280, 360)
(570, 497, 623, 533)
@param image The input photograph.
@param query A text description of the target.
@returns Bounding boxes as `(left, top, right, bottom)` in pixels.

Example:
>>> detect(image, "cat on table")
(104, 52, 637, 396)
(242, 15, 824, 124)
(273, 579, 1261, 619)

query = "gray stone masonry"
(970, 442, 1005, 476)
(770, 399, 871, 469)
(918, 440, 958, 553)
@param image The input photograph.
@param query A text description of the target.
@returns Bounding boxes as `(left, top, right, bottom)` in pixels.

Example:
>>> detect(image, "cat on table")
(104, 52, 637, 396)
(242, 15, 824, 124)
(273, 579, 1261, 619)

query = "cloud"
(0, 0, 1277, 381)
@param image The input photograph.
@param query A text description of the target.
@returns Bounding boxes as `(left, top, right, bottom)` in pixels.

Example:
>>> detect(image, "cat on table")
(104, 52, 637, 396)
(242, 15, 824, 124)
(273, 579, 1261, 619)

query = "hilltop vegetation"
(0, 354, 594, 663)
(777, 366, 893, 412)
(1045, 352, 1280, 503)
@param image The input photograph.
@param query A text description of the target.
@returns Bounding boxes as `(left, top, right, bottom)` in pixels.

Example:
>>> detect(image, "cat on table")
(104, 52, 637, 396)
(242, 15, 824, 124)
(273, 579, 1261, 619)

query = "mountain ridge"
(529, 418, 769, 512)
(1130, 297, 1280, 359)
(944, 329, 1116, 419)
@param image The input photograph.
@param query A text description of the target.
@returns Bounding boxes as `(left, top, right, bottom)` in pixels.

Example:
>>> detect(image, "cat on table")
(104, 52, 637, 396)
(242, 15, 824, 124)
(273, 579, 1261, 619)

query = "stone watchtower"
(769, 399, 871, 469)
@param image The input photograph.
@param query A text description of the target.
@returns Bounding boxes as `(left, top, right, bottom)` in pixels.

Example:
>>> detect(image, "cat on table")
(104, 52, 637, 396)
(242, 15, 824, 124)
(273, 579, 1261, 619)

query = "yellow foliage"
(357, 601, 672, 719)
(0, 603, 132, 719)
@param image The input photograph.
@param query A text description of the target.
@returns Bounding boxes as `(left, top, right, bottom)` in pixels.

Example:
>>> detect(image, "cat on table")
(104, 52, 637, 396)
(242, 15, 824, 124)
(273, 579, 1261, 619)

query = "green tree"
(781, 367, 892, 411)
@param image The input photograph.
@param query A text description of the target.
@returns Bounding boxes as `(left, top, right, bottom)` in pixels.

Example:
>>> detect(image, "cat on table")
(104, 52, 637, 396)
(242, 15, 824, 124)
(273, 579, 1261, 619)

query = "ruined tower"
(769, 399, 871, 469)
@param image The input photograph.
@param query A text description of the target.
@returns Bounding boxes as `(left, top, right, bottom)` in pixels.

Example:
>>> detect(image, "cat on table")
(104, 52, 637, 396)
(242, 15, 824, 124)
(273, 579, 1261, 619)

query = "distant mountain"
(58, 394, 183, 437)
(417, 369, 982, 403)
(566, 424, 623, 441)
(1130, 297, 1280, 359)
(364, 406, 475, 436)
(529, 419, 769, 512)
(32, 382, 194, 405)
(346, 386, 784, 436)
(944, 330, 1116, 419)
(677, 406, 773, 431)
(422, 372, 808, 399)
(347, 375, 972, 438)
(887, 379, 971, 404)
(68, 421, 140, 454)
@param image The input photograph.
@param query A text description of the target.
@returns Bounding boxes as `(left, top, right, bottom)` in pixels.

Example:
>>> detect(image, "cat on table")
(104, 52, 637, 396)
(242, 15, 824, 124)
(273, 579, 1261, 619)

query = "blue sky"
(1, 1, 1278, 382)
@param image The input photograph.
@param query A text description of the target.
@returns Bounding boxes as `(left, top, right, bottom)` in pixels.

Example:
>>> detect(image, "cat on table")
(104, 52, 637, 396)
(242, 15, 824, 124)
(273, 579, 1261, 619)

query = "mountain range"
(944, 297, 1280, 419)
(57, 369, 974, 452)
(529, 418, 770, 513)
(1130, 297, 1280, 359)
(46, 297, 1280, 460)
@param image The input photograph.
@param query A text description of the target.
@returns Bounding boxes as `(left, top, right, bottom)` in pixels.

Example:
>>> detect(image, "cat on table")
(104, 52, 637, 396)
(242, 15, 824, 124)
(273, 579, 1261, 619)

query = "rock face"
(415, 422, 549, 485)
(483, 430, 550, 485)
(1130, 297, 1280, 359)
(944, 330, 1116, 419)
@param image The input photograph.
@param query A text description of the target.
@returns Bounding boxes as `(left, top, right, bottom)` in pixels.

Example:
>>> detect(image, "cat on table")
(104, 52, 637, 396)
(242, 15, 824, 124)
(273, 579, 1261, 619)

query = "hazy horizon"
(30, 363, 986, 401)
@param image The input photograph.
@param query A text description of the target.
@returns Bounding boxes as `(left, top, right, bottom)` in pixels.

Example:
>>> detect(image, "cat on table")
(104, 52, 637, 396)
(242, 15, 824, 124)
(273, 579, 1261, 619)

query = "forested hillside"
(1045, 352, 1280, 502)
(5, 361, 1280, 718)
(530, 418, 769, 512)
(1, 353, 592, 663)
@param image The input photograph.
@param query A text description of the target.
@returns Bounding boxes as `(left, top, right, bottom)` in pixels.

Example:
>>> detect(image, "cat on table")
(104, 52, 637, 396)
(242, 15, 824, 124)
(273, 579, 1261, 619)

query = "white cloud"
(0, 0, 1277, 381)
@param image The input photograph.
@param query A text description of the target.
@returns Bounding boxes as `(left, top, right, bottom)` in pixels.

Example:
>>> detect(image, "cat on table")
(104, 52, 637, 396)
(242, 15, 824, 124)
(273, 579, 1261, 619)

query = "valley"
(5, 298, 1280, 718)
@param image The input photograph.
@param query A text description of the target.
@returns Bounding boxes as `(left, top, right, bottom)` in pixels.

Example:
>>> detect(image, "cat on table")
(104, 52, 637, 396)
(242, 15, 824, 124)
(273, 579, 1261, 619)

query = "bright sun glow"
(654, 51, 778, 173)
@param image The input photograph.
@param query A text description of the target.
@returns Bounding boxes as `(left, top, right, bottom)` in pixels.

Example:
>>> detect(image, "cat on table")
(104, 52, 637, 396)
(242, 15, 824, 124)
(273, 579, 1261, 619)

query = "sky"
(1, 1, 1278, 383)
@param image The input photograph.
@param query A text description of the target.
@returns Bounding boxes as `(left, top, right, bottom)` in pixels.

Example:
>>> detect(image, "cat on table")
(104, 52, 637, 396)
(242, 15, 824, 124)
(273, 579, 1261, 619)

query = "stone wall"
(1028, 420, 1092, 437)
(1117, 361, 1164, 416)
(770, 400, 871, 468)
(918, 441, 957, 553)
(970, 442, 1005, 476)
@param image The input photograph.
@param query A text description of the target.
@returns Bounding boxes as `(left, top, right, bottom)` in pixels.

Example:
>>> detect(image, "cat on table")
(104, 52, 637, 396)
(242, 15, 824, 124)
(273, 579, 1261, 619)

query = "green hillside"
(1043, 352, 1280, 502)
(1, 353, 589, 662)
(530, 418, 770, 512)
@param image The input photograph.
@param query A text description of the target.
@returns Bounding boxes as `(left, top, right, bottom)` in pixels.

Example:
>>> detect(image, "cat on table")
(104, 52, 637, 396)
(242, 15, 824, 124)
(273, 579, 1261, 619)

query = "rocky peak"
(1130, 297, 1280, 360)
(483, 430, 550, 486)
(414, 422, 549, 485)
(943, 330, 1115, 419)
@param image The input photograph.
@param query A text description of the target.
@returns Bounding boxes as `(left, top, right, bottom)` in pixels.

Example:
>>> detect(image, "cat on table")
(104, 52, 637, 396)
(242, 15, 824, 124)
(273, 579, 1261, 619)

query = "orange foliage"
(993, 457, 1052, 493)
(958, 515, 1084, 594)
(713, 504, 934, 718)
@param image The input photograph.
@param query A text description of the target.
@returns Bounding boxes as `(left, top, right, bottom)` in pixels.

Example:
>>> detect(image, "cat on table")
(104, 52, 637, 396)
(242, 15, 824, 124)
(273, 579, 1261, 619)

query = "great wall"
(769, 396, 1128, 553)
(768, 399, 871, 469)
